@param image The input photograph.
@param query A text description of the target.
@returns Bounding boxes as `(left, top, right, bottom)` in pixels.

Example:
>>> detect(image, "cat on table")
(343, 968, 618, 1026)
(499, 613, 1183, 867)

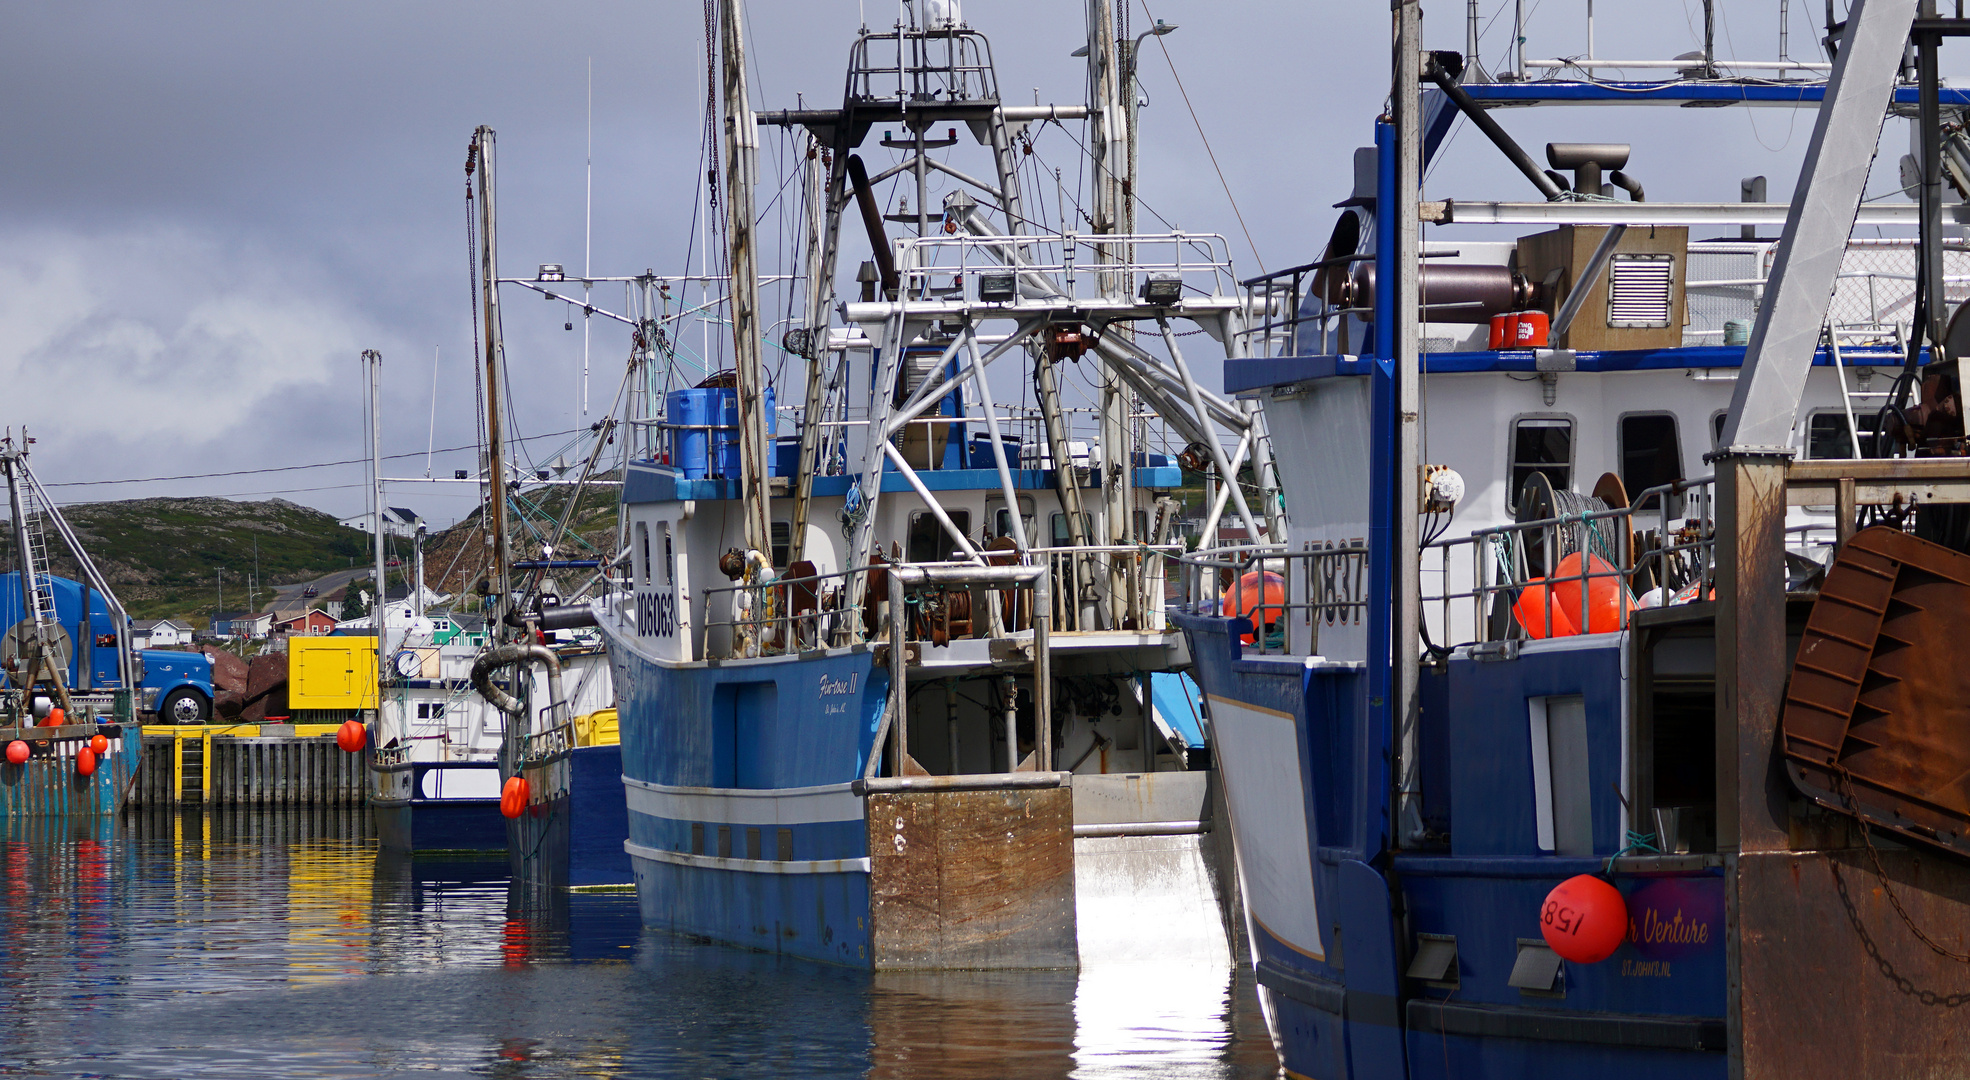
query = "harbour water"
(0, 810, 1276, 1078)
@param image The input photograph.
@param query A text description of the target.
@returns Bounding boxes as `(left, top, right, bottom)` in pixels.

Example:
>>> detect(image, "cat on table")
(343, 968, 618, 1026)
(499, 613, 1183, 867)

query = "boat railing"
(1174, 478, 1724, 656)
(1419, 478, 1717, 651)
(844, 26, 999, 108)
(890, 231, 1242, 307)
(1243, 238, 1970, 358)
(1174, 541, 1369, 657)
(695, 541, 1185, 660)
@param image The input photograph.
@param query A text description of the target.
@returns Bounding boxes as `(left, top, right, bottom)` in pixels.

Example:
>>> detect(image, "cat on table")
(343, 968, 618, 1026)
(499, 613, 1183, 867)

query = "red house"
(276, 608, 338, 636)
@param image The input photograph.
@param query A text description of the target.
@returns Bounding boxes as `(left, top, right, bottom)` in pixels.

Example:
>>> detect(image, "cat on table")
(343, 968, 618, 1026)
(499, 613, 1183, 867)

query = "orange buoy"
(1220, 570, 1287, 644)
(89, 734, 109, 755)
(43, 706, 65, 728)
(1540, 874, 1627, 964)
(1546, 552, 1635, 634)
(335, 720, 367, 753)
(75, 748, 97, 778)
(500, 775, 530, 819)
(5, 741, 27, 766)
(1510, 581, 1580, 639)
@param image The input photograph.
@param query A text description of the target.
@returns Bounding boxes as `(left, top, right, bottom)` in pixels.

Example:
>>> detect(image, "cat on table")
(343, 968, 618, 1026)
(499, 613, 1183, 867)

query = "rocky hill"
(1, 497, 372, 624)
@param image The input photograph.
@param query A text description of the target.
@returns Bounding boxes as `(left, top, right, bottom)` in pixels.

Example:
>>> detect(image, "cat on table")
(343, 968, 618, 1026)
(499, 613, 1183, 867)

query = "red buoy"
(75, 748, 97, 778)
(1540, 874, 1627, 963)
(5, 741, 27, 766)
(500, 775, 530, 819)
(43, 706, 65, 728)
(90, 734, 109, 755)
(336, 720, 367, 753)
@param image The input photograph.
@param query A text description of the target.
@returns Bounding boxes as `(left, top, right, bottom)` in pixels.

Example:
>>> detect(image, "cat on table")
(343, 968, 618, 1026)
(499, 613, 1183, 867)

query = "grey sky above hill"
(0, 1, 1950, 526)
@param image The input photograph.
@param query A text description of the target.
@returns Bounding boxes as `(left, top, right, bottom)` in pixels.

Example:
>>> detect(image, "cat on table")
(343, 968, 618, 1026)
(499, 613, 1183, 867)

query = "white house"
(130, 619, 193, 649)
(209, 611, 275, 640)
(338, 506, 424, 539)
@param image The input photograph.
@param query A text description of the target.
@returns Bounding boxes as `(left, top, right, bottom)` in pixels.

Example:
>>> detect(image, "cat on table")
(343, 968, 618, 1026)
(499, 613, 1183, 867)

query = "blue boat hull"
(603, 621, 888, 966)
(373, 760, 507, 857)
(1176, 613, 1726, 1079)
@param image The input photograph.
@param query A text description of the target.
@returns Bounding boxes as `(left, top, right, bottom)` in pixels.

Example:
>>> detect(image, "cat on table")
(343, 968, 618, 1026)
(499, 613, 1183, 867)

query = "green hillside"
(2, 497, 373, 624)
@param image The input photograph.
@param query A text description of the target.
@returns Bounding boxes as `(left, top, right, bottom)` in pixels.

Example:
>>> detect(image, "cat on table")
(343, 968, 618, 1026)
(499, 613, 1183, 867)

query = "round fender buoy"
(44, 707, 65, 728)
(500, 775, 530, 819)
(1540, 874, 1627, 963)
(90, 734, 109, 755)
(336, 720, 367, 754)
(76, 748, 97, 778)
(5, 741, 27, 766)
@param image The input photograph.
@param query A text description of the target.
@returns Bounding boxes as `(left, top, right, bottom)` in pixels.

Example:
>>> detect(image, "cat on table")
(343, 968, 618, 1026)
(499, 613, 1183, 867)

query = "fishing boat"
(0, 435, 143, 818)
(353, 331, 628, 884)
(590, 0, 1267, 968)
(1176, 1, 1970, 1075)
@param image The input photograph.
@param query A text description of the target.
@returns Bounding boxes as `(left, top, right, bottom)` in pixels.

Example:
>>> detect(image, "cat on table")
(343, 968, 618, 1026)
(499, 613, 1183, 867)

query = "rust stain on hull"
(867, 786, 1077, 970)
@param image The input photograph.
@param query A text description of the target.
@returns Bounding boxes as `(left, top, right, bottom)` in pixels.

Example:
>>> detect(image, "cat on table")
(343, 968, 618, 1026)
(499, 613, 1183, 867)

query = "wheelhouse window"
(771, 521, 793, 569)
(662, 527, 675, 585)
(1618, 413, 1683, 501)
(986, 495, 1034, 544)
(907, 510, 971, 563)
(635, 523, 651, 586)
(1050, 511, 1093, 547)
(1509, 418, 1574, 511)
(1806, 410, 1878, 459)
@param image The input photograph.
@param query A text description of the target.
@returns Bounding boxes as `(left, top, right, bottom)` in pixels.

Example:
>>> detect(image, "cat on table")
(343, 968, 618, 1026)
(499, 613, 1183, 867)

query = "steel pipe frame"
(1424, 199, 1950, 226)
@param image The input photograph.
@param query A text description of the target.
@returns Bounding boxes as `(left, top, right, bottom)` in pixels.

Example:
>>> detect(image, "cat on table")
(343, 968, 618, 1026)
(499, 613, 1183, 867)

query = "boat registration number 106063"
(636, 590, 677, 638)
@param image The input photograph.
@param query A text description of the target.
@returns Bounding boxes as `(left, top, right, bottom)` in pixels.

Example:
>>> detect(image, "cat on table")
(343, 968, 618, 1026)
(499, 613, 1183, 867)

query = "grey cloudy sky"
(0, 1, 1939, 525)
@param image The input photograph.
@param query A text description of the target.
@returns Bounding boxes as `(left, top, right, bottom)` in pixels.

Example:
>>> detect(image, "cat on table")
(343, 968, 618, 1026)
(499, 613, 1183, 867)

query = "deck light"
(538, 264, 565, 282)
(1140, 273, 1183, 305)
(979, 270, 1017, 302)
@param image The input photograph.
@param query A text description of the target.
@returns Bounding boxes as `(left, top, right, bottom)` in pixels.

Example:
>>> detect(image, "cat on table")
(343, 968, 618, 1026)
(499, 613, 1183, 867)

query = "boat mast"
(472, 127, 515, 638)
(1, 436, 72, 716)
(365, 348, 387, 683)
(1087, 0, 1134, 628)
(719, 0, 773, 563)
(1392, 0, 1425, 845)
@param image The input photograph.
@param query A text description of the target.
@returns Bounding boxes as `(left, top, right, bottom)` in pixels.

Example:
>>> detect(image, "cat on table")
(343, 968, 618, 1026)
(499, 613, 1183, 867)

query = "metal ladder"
(1825, 322, 1907, 457)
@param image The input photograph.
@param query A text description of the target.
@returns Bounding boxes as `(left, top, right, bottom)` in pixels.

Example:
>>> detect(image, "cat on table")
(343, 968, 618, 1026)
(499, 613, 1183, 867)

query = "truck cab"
(1, 572, 214, 723)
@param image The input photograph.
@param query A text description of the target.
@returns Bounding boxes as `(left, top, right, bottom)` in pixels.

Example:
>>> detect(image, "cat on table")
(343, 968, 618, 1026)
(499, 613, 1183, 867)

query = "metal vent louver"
(1607, 254, 1674, 328)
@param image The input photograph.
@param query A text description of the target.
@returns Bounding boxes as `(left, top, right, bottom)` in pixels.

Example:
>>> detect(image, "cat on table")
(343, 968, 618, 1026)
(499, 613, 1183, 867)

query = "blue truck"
(1, 572, 215, 723)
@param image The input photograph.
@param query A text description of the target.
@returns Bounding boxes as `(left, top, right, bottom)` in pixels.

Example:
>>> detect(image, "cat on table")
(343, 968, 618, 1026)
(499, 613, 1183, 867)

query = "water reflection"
(0, 809, 1276, 1078)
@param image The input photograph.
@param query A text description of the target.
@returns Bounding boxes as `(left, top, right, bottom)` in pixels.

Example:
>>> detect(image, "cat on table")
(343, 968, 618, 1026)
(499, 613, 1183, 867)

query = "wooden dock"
(130, 724, 367, 807)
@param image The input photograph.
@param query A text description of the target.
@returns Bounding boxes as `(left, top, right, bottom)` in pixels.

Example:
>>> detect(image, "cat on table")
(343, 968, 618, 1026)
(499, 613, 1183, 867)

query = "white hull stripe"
(622, 777, 864, 826)
(625, 840, 870, 876)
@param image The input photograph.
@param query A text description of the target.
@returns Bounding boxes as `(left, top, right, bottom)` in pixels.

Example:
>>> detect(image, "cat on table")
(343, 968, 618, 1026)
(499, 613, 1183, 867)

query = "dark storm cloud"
(0, 2, 1945, 523)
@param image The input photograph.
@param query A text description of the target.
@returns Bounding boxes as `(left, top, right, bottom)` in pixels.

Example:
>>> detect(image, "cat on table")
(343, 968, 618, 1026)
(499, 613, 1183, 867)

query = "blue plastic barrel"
(665, 389, 717, 479)
(710, 388, 776, 479)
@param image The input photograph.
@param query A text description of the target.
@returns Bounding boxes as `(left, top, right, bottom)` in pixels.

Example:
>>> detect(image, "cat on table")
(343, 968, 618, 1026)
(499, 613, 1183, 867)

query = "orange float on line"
(43, 707, 65, 728)
(90, 734, 109, 755)
(1540, 874, 1627, 964)
(500, 775, 530, 819)
(1221, 570, 1287, 645)
(335, 720, 367, 753)
(75, 748, 97, 778)
(5, 741, 27, 766)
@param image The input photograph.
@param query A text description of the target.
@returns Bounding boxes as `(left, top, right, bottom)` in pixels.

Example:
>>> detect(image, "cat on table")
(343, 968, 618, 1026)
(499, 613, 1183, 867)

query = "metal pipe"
(965, 327, 1031, 553)
(1034, 563, 1052, 772)
(847, 155, 899, 296)
(470, 642, 566, 724)
(880, 442, 985, 563)
(1424, 55, 1566, 201)
(892, 564, 1046, 586)
(889, 568, 908, 774)
(1157, 318, 1264, 542)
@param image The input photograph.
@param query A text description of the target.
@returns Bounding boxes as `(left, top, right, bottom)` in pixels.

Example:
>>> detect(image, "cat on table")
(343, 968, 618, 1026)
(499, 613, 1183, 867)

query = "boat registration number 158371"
(636, 590, 677, 638)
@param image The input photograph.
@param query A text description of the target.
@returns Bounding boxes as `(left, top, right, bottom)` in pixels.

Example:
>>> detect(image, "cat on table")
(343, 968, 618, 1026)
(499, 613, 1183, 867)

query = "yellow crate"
(289, 638, 378, 710)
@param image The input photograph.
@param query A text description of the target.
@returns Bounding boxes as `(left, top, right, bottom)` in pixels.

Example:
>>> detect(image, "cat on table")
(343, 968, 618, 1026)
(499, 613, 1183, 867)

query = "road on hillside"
(263, 567, 370, 613)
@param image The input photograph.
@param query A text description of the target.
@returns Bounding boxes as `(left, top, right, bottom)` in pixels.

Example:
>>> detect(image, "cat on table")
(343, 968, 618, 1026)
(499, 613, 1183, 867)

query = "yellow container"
(289, 638, 378, 710)
(573, 708, 619, 747)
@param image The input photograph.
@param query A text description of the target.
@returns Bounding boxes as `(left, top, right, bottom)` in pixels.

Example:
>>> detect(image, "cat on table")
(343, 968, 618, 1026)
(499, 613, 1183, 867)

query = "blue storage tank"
(666, 388, 776, 479)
